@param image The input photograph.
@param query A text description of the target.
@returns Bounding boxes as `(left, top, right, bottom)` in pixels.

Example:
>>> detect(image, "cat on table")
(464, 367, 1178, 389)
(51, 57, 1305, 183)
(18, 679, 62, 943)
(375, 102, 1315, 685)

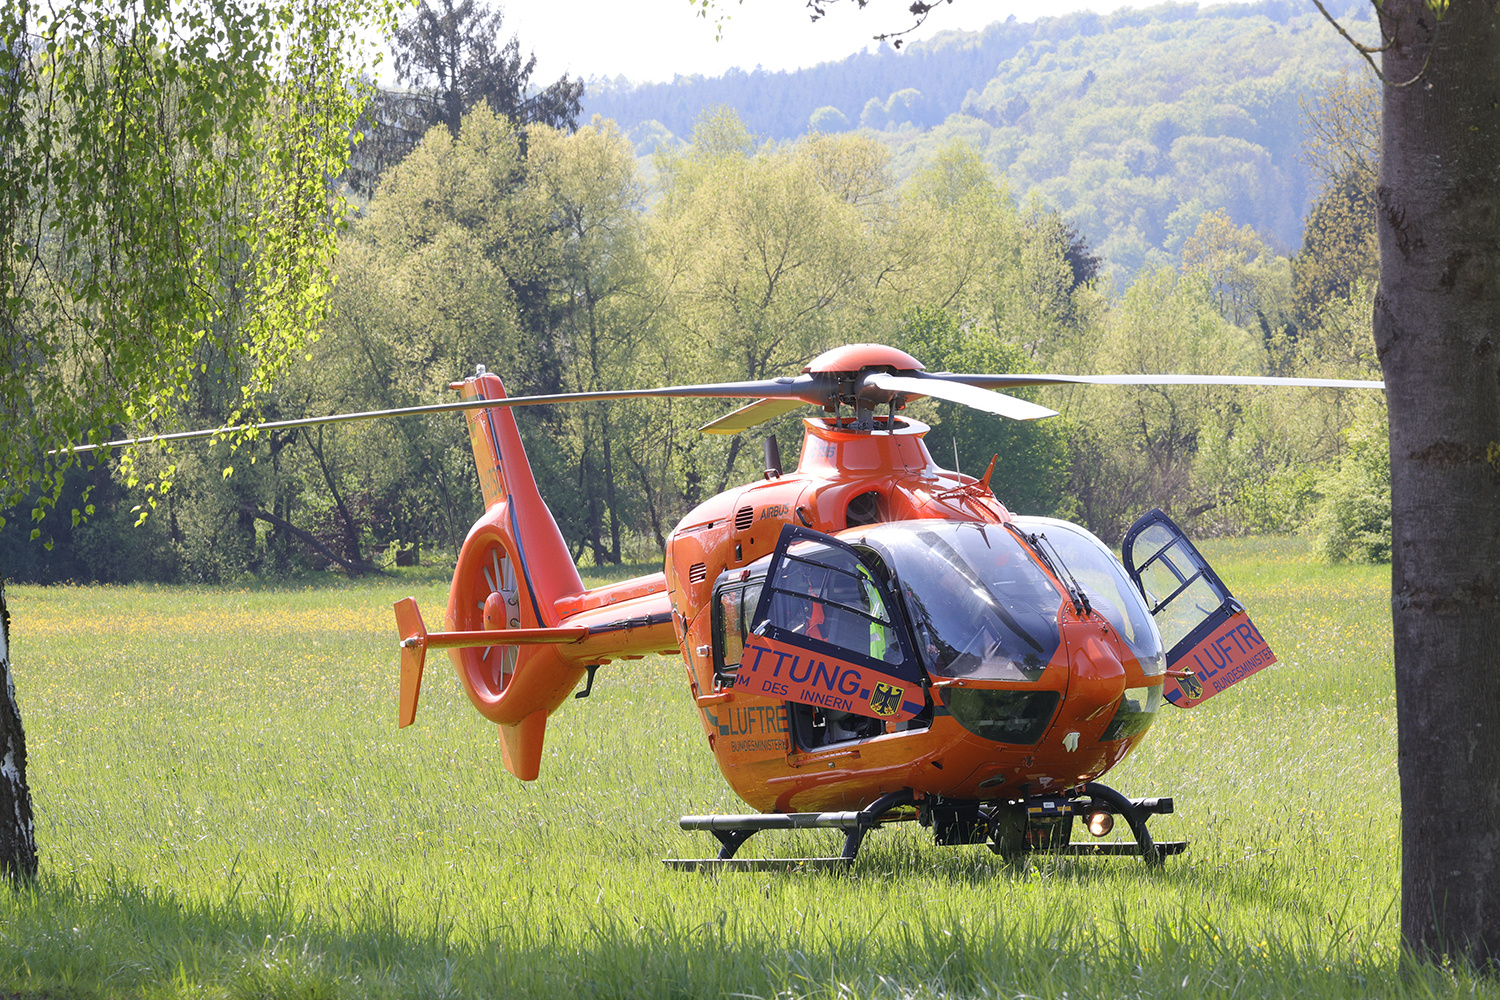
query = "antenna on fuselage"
(763, 436, 782, 479)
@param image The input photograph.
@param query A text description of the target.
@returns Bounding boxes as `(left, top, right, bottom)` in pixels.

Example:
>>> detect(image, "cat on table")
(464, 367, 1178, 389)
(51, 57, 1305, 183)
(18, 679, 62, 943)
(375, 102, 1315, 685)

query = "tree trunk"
(238, 505, 383, 577)
(0, 582, 39, 883)
(1376, 0, 1500, 966)
(303, 428, 367, 566)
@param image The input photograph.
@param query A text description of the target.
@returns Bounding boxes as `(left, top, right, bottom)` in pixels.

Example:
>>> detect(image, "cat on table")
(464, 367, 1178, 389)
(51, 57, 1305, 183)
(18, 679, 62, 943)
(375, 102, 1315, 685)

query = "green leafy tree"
(879, 142, 1022, 321)
(318, 111, 660, 565)
(528, 120, 653, 564)
(0, 0, 391, 879)
(1181, 209, 1273, 327)
(351, 0, 583, 192)
(1301, 69, 1379, 191)
(878, 142, 1104, 369)
(1308, 398, 1390, 563)
(891, 308, 1073, 518)
(1291, 170, 1378, 330)
(1067, 267, 1258, 541)
(652, 110, 873, 494)
(393, 0, 582, 136)
(808, 105, 850, 132)
(804, 130, 892, 208)
(318, 109, 543, 555)
(1289, 71, 1378, 349)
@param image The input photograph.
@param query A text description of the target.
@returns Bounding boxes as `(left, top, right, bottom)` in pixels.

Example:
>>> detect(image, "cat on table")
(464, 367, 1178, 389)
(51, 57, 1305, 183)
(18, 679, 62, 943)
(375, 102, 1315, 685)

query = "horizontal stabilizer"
(395, 594, 592, 728)
(417, 625, 589, 649)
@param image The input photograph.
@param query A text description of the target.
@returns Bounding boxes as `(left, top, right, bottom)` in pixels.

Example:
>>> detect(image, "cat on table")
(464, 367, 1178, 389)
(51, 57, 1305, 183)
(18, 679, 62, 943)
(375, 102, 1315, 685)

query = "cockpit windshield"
(1011, 516, 1166, 676)
(859, 522, 1063, 681)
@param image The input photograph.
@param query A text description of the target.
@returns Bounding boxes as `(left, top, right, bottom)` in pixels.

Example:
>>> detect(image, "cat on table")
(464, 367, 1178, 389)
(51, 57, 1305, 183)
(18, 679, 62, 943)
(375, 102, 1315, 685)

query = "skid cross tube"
(1083, 782, 1159, 866)
(665, 790, 915, 871)
(1042, 782, 1184, 866)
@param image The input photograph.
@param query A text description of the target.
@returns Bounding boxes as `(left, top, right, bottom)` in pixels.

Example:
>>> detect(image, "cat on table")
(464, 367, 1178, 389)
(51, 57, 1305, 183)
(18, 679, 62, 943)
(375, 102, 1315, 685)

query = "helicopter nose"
(1067, 636, 1127, 727)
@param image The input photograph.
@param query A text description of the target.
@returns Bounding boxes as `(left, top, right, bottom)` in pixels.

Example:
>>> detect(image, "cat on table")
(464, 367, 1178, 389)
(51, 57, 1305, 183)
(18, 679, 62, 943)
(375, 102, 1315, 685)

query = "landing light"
(1086, 810, 1114, 837)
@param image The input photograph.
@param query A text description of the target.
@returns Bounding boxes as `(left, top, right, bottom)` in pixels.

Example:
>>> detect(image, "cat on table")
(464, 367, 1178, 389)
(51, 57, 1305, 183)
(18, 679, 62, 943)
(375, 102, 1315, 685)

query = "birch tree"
(0, 0, 392, 881)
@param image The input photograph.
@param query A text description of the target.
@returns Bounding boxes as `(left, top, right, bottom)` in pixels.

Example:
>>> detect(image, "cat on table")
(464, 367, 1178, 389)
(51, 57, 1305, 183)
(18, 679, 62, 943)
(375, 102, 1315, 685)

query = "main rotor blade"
(862, 373, 1059, 421)
(699, 397, 810, 434)
(55, 376, 824, 456)
(55, 363, 1385, 458)
(922, 372, 1387, 390)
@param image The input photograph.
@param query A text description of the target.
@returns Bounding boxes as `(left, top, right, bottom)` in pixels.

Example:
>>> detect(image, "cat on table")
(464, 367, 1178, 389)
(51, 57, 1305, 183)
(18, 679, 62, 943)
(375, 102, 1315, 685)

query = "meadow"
(0, 537, 1492, 999)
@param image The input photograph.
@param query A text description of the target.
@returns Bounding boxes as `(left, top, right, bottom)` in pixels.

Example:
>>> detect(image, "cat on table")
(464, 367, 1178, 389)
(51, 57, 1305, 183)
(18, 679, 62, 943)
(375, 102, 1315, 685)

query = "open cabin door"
(1121, 509, 1277, 708)
(741, 526, 926, 723)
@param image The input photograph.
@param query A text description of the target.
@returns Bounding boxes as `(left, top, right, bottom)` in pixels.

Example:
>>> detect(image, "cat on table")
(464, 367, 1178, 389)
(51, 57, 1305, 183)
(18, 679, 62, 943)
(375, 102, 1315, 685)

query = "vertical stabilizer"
(447, 372, 586, 775)
(394, 598, 426, 728)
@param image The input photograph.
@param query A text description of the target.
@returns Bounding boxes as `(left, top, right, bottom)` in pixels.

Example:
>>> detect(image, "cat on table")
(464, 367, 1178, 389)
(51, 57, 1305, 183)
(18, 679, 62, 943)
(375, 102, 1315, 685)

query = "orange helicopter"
(379, 342, 1383, 869)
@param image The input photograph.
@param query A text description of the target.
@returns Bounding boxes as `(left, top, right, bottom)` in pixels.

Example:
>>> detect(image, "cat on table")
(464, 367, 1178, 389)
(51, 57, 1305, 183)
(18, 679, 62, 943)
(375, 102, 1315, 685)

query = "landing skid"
(663, 790, 914, 871)
(663, 783, 1186, 870)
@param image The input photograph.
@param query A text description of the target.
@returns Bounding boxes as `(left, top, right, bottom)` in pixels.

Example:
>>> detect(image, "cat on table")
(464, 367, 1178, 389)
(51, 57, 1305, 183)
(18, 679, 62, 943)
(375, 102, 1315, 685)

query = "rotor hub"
(803, 343, 924, 375)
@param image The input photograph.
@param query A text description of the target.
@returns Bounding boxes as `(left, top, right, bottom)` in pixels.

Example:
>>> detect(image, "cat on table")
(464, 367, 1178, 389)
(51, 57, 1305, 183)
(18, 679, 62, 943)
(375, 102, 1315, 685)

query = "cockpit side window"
(749, 529, 925, 749)
(763, 538, 905, 668)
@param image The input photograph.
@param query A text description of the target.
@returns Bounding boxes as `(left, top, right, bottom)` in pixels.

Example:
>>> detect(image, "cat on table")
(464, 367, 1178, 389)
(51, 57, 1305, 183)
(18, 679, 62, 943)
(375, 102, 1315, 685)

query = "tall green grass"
(1, 540, 1490, 998)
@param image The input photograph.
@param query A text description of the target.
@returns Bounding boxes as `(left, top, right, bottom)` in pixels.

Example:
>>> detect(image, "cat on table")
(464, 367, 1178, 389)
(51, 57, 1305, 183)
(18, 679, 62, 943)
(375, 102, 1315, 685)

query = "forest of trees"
(0, 0, 1387, 584)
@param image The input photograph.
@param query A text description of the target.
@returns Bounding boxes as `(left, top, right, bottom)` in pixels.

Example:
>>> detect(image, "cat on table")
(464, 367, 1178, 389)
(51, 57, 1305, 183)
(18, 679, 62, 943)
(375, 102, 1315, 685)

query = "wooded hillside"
(589, 0, 1370, 285)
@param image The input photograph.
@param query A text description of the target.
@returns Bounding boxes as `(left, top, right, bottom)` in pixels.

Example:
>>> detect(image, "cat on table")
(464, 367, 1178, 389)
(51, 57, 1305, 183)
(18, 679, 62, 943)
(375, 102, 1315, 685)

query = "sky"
(449, 0, 1141, 86)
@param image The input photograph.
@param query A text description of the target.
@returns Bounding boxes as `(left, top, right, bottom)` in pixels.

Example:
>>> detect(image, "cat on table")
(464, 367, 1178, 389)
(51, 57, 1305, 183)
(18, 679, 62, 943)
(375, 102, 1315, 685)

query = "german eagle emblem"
(870, 682, 903, 717)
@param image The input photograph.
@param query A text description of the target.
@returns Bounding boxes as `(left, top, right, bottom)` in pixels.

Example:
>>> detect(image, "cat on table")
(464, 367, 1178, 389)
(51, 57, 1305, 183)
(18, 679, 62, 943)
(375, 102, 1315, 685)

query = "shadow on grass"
(0, 870, 1488, 1000)
(712, 826, 1341, 924)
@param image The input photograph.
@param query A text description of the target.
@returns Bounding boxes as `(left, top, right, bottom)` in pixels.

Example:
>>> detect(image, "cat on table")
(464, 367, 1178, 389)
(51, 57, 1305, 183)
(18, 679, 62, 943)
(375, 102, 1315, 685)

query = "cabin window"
(754, 533, 921, 750)
(712, 580, 762, 679)
(1129, 522, 1225, 652)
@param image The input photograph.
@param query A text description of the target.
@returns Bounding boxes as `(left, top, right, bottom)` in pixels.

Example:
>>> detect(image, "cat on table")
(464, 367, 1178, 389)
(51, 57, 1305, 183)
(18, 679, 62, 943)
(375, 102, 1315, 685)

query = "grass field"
(0, 537, 1493, 999)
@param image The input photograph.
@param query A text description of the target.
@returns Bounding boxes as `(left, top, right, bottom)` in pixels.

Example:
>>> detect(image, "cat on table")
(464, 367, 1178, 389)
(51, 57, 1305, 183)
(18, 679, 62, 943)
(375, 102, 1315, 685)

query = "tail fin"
(457, 369, 583, 602)
(395, 597, 427, 728)
(447, 372, 586, 778)
(392, 370, 678, 781)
